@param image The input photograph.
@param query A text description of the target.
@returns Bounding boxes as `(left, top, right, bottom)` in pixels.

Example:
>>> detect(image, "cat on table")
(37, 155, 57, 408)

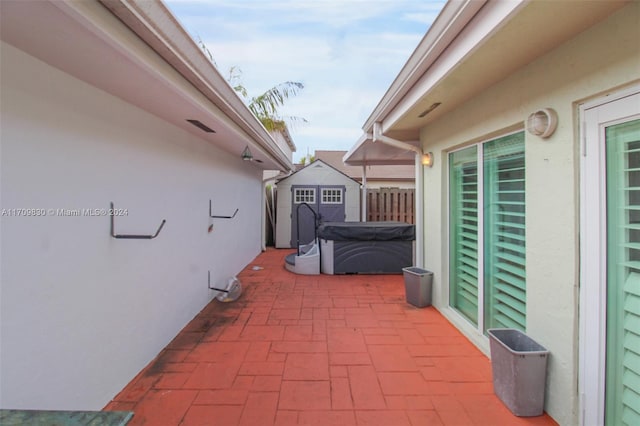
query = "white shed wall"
(0, 43, 263, 410)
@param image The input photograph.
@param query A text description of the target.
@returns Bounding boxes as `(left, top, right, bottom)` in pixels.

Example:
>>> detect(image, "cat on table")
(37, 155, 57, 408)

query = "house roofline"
(361, 0, 487, 134)
(274, 125, 296, 152)
(358, 0, 626, 142)
(98, 0, 294, 172)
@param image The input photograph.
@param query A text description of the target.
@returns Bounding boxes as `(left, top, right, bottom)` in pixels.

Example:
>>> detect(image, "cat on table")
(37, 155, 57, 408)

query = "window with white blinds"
(448, 132, 526, 333)
(605, 119, 640, 426)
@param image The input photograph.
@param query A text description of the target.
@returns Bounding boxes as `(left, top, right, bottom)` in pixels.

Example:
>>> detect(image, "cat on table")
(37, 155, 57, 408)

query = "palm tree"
(197, 41, 306, 132)
(228, 67, 306, 132)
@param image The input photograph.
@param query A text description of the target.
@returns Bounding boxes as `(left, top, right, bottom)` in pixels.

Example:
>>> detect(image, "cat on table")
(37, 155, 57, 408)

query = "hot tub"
(318, 221, 415, 274)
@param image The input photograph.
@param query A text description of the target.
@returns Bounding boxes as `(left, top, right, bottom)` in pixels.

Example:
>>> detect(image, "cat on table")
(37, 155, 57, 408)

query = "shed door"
(291, 185, 345, 247)
(581, 89, 640, 425)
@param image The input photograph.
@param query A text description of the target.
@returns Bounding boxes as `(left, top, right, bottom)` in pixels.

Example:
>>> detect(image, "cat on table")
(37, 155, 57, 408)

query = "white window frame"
(321, 188, 342, 204)
(293, 187, 316, 204)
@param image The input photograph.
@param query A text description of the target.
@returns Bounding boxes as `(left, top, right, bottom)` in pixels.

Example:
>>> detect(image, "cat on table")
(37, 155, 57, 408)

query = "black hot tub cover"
(318, 221, 415, 241)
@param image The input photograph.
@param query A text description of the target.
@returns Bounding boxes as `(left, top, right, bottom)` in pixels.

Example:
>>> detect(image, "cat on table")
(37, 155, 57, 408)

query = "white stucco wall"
(417, 4, 639, 425)
(275, 162, 360, 248)
(0, 42, 264, 410)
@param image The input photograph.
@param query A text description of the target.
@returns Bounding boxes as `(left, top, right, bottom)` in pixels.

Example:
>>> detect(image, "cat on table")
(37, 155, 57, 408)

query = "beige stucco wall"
(417, 3, 639, 425)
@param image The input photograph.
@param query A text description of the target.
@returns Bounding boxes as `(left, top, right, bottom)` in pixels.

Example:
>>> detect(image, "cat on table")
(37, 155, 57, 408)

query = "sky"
(165, 0, 446, 162)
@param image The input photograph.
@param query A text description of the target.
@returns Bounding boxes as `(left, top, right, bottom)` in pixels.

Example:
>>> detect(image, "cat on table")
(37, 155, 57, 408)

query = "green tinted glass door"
(484, 133, 526, 331)
(606, 118, 640, 425)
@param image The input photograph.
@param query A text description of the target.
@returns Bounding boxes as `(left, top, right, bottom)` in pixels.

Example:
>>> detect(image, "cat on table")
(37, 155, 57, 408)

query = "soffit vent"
(418, 102, 441, 118)
(186, 119, 216, 133)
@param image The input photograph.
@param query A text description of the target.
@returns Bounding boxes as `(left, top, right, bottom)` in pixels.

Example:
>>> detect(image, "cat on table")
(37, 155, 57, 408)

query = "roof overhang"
(345, 0, 629, 165)
(343, 134, 415, 166)
(278, 126, 297, 153)
(0, 0, 294, 172)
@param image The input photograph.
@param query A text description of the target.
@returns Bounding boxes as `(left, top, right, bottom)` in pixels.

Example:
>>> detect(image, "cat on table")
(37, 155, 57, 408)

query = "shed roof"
(277, 159, 360, 185)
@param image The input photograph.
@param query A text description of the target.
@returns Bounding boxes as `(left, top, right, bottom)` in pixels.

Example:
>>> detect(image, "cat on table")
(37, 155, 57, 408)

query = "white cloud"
(171, 0, 424, 28)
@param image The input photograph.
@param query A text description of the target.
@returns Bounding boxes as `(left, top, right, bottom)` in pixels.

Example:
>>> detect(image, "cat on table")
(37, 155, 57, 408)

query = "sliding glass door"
(605, 118, 640, 425)
(484, 134, 526, 331)
(580, 89, 640, 425)
(449, 146, 479, 325)
(449, 132, 526, 332)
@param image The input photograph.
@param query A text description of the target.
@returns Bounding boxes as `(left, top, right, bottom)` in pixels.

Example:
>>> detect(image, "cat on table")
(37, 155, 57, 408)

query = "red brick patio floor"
(104, 248, 557, 426)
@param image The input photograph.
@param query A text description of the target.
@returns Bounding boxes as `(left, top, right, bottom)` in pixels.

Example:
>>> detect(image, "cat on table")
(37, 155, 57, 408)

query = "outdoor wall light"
(241, 146, 253, 161)
(422, 152, 434, 167)
(526, 108, 558, 139)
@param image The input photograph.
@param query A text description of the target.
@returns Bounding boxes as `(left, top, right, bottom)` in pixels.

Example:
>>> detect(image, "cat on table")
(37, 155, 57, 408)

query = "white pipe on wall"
(414, 153, 424, 268)
(373, 122, 422, 155)
(361, 165, 367, 222)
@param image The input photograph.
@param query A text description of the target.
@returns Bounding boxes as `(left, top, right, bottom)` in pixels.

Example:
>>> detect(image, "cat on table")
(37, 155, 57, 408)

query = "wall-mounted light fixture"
(526, 108, 558, 139)
(422, 152, 434, 167)
(241, 146, 253, 161)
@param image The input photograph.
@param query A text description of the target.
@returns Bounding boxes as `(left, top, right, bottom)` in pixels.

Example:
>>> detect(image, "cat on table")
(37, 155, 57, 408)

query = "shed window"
(294, 188, 315, 204)
(321, 188, 342, 204)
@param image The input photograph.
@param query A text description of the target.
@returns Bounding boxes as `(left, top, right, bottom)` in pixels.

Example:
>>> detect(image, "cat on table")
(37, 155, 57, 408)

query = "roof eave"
(361, 0, 487, 135)
(343, 134, 415, 167)
(345, 0, 529, 166)
(99, 0, 293, 172)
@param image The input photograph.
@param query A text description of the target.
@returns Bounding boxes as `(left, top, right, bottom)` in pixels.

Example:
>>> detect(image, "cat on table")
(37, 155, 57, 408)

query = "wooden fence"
(367, 188, 415, 224)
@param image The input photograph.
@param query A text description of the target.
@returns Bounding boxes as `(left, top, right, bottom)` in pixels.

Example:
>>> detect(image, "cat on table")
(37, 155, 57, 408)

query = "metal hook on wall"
(208, 270, 230, 292)
(208, 271, 243, 302)
(209, 200, 238, 219)
(110, 202, 166, 239)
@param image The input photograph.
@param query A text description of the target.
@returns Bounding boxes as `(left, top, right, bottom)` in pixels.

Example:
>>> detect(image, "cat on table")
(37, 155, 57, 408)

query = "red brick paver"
(104, 248, 557, 425)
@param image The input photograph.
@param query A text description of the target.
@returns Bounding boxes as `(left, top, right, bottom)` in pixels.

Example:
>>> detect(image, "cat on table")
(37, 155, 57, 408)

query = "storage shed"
(276, 160, 360, 248)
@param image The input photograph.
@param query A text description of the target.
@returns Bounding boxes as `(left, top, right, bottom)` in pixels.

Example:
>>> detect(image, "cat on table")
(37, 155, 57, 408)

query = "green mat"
(0, 410, 133, 426)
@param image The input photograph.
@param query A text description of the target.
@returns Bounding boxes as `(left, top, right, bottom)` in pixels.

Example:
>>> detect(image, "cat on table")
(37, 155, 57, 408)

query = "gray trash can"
(402, 267, 433, 307)
(487, 328, 549, 417)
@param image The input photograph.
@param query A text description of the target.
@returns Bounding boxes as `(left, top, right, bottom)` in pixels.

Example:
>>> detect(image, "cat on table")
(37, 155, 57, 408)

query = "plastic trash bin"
(402, 267, 433, 307)
(487, 328, 549, 417)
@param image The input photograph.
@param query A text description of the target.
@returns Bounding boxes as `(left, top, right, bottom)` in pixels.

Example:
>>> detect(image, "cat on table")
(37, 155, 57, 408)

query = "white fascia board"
(280, 126, 297, 152)
(362, 0, 487, 133)
(343, 133, 415, 166)
(95, 0, 293, 172)
(381, 0, 526, 132)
